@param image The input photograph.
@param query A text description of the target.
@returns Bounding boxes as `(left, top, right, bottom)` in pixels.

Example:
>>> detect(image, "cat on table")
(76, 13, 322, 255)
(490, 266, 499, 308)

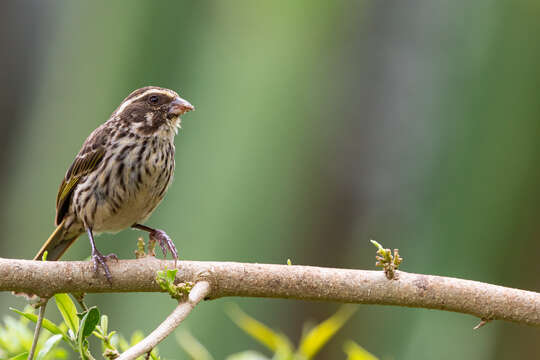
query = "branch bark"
(1, 257, 539, 327)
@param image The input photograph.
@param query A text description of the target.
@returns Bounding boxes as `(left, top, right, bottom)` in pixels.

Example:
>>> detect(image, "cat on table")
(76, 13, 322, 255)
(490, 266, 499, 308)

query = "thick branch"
(1, 257, 539, 327)
(117, 281, 210, 360)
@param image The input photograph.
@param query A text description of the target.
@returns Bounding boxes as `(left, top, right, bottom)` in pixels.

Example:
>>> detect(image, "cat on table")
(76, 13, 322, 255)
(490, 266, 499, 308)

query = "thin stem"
(28, 301, 48, 360)
(117, 281, 210, 360)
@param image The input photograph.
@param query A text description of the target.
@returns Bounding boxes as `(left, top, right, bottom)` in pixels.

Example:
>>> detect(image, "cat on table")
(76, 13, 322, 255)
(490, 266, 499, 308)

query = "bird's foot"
(149, 229, 178, 262)
(92, 250, 118, 283)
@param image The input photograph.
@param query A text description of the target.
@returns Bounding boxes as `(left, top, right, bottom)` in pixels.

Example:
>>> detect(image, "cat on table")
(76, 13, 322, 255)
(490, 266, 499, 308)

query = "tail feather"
(34, 219, 82, 261)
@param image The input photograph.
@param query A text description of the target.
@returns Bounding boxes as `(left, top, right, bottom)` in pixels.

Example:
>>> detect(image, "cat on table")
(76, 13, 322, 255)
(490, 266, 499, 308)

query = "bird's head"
(113, 86, 194, 137)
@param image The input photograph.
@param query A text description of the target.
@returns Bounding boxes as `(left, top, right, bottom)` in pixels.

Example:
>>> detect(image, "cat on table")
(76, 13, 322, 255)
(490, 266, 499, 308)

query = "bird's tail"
(34, 219, 82, 261)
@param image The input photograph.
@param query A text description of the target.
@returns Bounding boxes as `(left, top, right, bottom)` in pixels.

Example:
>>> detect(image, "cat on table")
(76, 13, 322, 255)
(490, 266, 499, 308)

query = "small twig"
(72, 292, 88, 311)
(28, 300, 48, 360)
(473, 318, 490, 330)
(117, 281, 211, 360)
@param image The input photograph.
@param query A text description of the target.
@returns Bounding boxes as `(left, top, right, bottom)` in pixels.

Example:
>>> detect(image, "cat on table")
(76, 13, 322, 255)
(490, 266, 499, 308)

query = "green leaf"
(343, 341, 378, 360)
(36, 334, 63, 360)
(92, 330, 105, 340)
(77, 307, 100, 359)
(369, 239, 383, 251)
(297, 306, 356, 359)
(100, 315, 108, 335)
(54, 294, 79, 335)
(0, 316, 31, 353)
(130, 330, 145, 345)
(8, 353, 28, 360)
(113, 333, 130, 351)
(9, 307, 70, 343)
(166, 268, 177, 283)
(80, 307, 100, 340)
(226, 351, 270, 360)
(226, 304, 293, 354)
(176, 330, 214, 360)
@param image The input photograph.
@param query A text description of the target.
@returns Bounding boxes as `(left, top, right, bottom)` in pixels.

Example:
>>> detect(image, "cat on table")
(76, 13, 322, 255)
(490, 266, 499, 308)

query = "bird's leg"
(132, 223, 178, 262)
(87, 228, 117, 283)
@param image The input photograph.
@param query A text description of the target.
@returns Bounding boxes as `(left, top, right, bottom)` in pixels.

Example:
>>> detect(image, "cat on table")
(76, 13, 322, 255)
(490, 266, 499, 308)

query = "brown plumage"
(34, 86, 194, 280)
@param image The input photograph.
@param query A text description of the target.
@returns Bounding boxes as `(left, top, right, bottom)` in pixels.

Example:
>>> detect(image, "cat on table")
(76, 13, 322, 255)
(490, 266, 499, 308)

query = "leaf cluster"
(4, 297, 377, 360)
(156, 268, 193, 300)
(8, 294, 159, 360)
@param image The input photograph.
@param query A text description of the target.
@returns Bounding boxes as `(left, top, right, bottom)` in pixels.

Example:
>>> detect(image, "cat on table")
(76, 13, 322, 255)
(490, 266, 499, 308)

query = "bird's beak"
(168, 97, 194, 117)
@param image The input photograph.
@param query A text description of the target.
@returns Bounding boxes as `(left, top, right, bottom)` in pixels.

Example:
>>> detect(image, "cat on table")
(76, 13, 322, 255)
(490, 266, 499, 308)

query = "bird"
(34, 86, 194, 281)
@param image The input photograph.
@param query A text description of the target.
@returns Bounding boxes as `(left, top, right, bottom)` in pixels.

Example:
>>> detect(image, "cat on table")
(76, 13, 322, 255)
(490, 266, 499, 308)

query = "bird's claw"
(91, 250, 118, 283)
(149, 229, 178, 262)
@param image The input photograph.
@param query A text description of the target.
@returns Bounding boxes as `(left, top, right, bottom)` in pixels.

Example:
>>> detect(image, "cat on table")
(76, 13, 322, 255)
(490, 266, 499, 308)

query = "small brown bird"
(34, 86, 194, 280)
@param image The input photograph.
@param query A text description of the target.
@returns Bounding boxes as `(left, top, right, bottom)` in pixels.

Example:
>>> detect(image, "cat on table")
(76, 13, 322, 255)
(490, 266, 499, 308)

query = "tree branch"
(1, 257, 539, 327)
(117, 281, 210, 360)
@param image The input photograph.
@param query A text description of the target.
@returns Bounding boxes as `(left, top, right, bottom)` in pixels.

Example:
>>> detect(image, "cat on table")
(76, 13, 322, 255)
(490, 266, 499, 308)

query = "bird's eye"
(148, 95, 159, 104)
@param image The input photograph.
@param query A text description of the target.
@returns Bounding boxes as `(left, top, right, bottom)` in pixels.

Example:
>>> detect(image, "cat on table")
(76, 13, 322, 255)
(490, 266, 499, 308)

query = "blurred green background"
(1, 0, 540, 358)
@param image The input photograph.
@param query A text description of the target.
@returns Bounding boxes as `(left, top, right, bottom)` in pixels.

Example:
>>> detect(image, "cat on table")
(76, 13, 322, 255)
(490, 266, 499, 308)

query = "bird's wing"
(55, 143, 105, 226)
